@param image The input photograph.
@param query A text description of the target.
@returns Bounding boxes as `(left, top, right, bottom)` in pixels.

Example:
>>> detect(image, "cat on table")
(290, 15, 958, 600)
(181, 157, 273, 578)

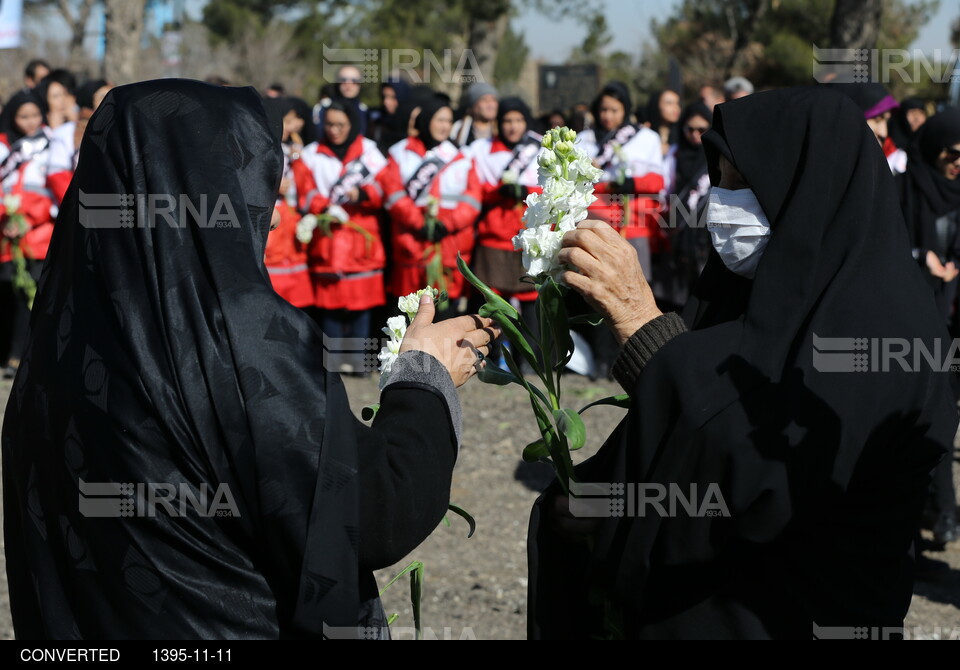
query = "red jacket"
(291, 136, 388, 310)
(264, 201, 312, 308)
(0, 132, 57, 263)
(378, 137, 481, 299)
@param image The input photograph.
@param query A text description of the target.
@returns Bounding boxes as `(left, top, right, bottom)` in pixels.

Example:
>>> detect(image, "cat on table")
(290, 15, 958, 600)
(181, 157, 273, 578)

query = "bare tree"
(56, 0, 97, 66)
(102, 0, 146, 83)
(830, 0, 883, 49)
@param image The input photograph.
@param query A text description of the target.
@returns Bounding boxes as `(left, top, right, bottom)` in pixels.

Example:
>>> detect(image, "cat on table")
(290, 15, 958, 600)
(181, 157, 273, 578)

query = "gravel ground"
(0, 373, 957, 640)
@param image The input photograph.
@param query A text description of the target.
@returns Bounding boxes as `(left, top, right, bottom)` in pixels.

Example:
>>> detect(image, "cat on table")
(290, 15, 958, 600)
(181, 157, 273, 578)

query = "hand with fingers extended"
(558, 219, 663, 347)
(399, 291, 502, 387)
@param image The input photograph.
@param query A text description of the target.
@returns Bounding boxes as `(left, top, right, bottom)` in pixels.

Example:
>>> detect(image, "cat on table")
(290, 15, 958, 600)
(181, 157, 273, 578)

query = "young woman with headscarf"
(292, 98, 389, 371)
(833, 83, 903, 174)
(369, 79, 411, 156)
(528, 86, 958, 638)
(889, 98, 927, 154)
(468, 97, 543, 367)
(2, 79, 501, 638)
(577, 82, 666, 378)
(0, 90, 57, 379)
(654, 101, 713, 311)
(643, 88, 682, 157)
(897, 107, 960, 547)
(260, 97, 313, 310)
(312, 65, 369, 143)
(378, 96, 482, 311)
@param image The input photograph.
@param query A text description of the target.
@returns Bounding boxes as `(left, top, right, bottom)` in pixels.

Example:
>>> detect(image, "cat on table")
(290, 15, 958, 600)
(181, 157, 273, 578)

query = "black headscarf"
(644, 89, 680, 145)
(414, 96, 452, 151)
(889, 97, 925, 150)
(496, 97, 532, 149)
(323, 97, 361, 161)
(2, 80, 372, 637)
(899, 108, 960, 266)
(590, 81, 632, 134)
(673, 101, 712, 196)
(0, 90, 47, 145)
(529, 87, 957, 639)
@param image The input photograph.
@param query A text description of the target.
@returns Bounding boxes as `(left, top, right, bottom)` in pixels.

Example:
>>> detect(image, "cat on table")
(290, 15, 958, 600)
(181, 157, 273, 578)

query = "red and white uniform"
(265, 145, 312, 308)
(378, 137, 481, 299)
(469, 133, 542, 301)
(576, 125, 667, 250)
(292, 136, 388, 311)
(0, 130, 58, 264)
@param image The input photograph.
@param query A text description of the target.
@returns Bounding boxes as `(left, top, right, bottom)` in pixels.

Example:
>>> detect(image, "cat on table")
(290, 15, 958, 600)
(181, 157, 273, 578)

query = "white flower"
(327, 204, 349, 223)
(513, 225, 564, 278)
(295, 214, 318, 244)
(502, 169, 519, 185)
(3, 194, 21, 214)
(397, 287, 438, 321)
(378, 315, 408, 378)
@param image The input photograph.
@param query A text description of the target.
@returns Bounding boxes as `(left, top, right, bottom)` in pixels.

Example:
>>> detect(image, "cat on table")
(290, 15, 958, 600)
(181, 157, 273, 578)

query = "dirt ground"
(0, 372, 958, 640)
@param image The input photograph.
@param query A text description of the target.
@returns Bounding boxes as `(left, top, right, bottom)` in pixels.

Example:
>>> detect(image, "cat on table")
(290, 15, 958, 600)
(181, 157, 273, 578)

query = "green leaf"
(569, 313, 604, 326)
(539, 277, 574, 373)
(457, 253, 519, 320)
(379, 559, 424, 597)
(410, 562, 424, 640)
(386, 613, 400, 626)
(477, 365, 520, 386)
(522, 438, 550, 463)
(446, 504, 477, 538)
(554, 408, 586, 450)
(578, 394, 631, 414)
(441, 515, 451, 527)
(361, 403, 380, 422)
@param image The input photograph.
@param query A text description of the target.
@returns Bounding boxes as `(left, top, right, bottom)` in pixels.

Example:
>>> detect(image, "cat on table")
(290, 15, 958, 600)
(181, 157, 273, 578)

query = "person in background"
(262, 97, 313, 311)
(832, 82, 903, 174)
(889, 97, 927, 153)
(47, 79, 113, 202)
(469, 97, 543, 369)
(897, 108, 960, 552)
(451, 82, 499, 148)
(23, 59, 51, 91)
(379, 96, 481, 317)
(578, 81, 666, 379)
(699, 83, 725, 111)
(655, 101, 714, 311)
(265, 83, 285, 99)
(0, 91, 56, 379)
(723, 75, 754, 100)
(35, 69, 78, 130)
(313, 65, 369, 140)
(369, 78, 411, 155)
(643, 89, 682, 157)
(293, 98, 388, 374)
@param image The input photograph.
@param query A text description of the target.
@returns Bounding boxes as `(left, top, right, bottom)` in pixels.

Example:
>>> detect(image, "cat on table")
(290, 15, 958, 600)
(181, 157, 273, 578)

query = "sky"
(514, 0, 960, 63)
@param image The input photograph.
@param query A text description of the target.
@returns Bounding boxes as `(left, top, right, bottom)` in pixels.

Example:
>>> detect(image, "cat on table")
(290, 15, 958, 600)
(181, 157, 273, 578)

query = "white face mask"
(705, 187, 771, 278)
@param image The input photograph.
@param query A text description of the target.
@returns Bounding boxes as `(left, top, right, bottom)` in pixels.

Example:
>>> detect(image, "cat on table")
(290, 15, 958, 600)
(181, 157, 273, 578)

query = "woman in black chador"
(529, 87, 958, 639)
(2, 80, 498, 639)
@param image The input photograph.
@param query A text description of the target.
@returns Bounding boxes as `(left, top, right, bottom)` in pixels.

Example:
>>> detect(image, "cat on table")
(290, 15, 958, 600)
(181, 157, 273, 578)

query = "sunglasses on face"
(339, 78, 362, 84)
(945, 149, 960, 162)
(685, 125, 709, 134)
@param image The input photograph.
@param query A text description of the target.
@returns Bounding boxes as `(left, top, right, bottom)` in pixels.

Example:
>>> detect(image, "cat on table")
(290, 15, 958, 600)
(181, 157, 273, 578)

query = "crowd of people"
(1, 57, 959, 638)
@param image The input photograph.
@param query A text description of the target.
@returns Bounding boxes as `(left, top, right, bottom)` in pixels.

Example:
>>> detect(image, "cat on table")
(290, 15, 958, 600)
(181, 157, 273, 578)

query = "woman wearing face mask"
(0, 91, 56, 379)
(293, 98, 388, 373)
(469, 97, 543, 368)
(528, 87, 958, 639)
(378, 96, 481, 312)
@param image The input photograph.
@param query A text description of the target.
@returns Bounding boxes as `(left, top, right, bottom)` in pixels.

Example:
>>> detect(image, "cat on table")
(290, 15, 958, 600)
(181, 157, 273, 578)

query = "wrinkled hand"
(558, 219, 662, 347)
(399, 292, 502, 387)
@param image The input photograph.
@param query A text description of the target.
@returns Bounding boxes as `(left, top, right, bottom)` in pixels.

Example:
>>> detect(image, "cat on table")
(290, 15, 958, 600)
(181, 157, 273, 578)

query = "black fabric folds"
(528, 86, 958, 639)
(1, 79, 455, 639)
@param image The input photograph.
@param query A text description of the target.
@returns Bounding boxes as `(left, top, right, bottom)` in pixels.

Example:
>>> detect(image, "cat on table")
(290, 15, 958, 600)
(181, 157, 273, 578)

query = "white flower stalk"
(378, 287, 438, 387)
(501, 169, 519, 185)
(513, 127, 603, 281)
(295, 214, 318, 244)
